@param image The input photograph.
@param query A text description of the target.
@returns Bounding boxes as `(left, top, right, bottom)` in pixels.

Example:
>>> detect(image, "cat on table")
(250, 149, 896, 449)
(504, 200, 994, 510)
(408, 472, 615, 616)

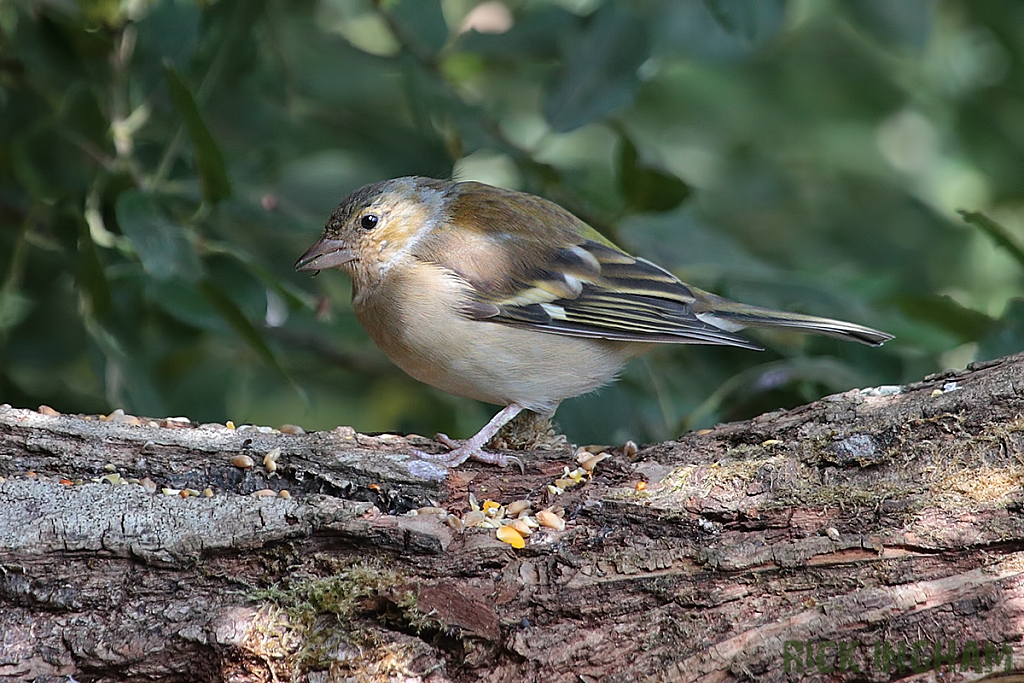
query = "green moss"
(247, 557, 411, 671)
(251, 559, 400, 624)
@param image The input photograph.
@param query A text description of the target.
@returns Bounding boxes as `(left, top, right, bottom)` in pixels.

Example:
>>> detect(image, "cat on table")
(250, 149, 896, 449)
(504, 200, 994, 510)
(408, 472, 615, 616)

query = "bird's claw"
(413, 433, 524, 473)
(435, 433, 460, 450)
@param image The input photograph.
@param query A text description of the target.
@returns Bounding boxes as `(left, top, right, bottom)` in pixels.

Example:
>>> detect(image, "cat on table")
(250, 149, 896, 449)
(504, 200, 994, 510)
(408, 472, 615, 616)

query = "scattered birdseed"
(162, 487, 181, 496)
(508, 519, 533, 537)
(761, 439, 783, 447)
(622, 440, 638, 458)
(101, 408, 142, 426)
(506, 499, 531, 516)
(230, 454, 254, 469)
(496, 525, 525, 548)
(252, 488, 276, 497)
(203, 488, 214, 498)
(140, 477, 158, 494)
(535, 510, 565, 531)
(446, 514, 465, 532)
(279, 424, 305, 435)
(462, 511, 485, 527)
(436, 488, 572, 544)
(520, 515, 540, 529)
(38, 405, 60, 417)
(635, 481, 647, 491)
(577, 452, 609, 472)
(237, 424, 276, 434)
(263, 448, 281, 473)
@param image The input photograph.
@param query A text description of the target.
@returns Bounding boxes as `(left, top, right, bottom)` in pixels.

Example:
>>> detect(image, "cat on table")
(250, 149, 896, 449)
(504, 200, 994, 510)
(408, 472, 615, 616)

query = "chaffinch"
(296, 177, 891, 469)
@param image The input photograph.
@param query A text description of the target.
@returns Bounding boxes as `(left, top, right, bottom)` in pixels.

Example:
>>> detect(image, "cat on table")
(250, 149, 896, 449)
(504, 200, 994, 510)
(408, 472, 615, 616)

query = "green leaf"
(59, 83, 109, 149)
(163, 64, 232, 203)
(135, 0, 200, 67)
(115, 189, 202, 282)
(889, 294, 993, 343)
(83, 317, 167, 417)
(701, 0, 759, 41)
(977, 299, 1024, 361)
(389, 0, 449, 58)
(146, 278, 230, 333)
(652, 0, 786, 60)
(238, 259, 315, 311)
(960, 210, 1024, 271)
(844, 0, 934, 52)
(0, 291, 33, 333)
(76, 228, 113, 317)
(618, 134, 692, 213)
(543, 4, 649, 133)
(196, 278, 283, 373)
(11, 123, 92, 203)
(457, 6, 576, 59)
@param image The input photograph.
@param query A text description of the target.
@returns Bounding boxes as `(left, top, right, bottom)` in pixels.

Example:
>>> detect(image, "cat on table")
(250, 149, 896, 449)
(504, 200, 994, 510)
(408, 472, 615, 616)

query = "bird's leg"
(413, 403, 524, 470)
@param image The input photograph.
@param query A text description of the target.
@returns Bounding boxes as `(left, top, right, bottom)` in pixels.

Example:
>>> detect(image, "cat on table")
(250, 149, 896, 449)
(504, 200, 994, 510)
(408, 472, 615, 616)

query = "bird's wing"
(414, 183, 762, 349)
(463, 240, 762, 348)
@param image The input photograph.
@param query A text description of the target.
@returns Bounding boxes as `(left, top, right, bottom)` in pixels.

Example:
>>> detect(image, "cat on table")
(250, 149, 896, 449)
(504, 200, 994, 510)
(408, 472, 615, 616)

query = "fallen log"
(3, 353, 1024, 682)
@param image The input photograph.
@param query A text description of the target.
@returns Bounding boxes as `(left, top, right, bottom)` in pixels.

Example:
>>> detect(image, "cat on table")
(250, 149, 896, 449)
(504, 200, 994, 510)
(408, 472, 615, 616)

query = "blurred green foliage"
(2, 0, 1023, 445)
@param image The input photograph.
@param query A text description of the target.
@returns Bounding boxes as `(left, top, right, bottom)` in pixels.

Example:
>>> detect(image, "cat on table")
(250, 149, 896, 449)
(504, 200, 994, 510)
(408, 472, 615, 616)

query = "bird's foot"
(412, 433, 524, 472)
(409, 404, 527, 472)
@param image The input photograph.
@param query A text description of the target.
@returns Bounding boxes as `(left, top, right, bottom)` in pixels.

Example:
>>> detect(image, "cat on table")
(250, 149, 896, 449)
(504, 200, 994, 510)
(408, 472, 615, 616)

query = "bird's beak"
(295, 237, 355, 272)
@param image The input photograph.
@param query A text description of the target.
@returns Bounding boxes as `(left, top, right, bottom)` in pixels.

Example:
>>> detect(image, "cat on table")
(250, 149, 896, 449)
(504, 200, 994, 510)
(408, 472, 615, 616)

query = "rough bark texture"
(4, 353, 1024, 682)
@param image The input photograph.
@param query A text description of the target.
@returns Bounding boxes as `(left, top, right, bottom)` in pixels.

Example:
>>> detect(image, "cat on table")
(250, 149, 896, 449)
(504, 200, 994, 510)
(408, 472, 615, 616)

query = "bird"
(296, 176, 892, 469)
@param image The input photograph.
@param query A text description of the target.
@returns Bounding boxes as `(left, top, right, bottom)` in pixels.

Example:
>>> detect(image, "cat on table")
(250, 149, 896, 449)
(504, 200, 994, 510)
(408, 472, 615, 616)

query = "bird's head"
(295, 176, 450, 280)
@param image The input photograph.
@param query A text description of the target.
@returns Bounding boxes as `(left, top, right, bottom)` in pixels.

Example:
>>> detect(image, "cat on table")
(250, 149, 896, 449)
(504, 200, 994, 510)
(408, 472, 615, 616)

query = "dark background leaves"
(1, 0, 1022, 446)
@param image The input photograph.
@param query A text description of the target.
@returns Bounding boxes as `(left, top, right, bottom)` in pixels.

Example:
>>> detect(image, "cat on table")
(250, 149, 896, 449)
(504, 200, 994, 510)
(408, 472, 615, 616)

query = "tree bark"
(3, 353, 1024, 682)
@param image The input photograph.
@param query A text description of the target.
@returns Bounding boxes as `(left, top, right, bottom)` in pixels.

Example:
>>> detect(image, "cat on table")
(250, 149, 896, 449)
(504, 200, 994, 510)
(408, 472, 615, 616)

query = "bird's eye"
(360, 214, 380, 231)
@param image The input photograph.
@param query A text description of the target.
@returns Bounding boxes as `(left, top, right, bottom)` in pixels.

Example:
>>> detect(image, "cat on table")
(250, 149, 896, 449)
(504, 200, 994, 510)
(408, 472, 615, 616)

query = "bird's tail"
(691, 288, 893, 347)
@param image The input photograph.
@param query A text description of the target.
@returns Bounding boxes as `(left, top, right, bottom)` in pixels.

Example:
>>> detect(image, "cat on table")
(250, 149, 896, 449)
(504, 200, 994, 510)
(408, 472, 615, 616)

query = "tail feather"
(691, 291, 893, 347)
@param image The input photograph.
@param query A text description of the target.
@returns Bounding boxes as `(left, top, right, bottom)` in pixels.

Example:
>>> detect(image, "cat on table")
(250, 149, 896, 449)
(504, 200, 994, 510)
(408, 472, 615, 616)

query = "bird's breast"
(353, 262, 636, 411)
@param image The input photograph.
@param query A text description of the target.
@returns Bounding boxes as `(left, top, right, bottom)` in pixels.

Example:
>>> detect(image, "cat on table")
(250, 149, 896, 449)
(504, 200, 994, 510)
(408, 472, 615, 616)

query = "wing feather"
(412, 181, 889, 350)
(440, 234, 761, 348)
(414, 182, 759, 349)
